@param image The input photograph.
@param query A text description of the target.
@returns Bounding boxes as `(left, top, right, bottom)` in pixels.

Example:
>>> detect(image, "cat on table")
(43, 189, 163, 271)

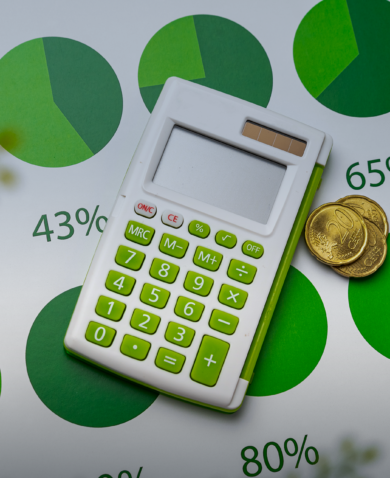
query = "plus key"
(191, 336, 230, 387)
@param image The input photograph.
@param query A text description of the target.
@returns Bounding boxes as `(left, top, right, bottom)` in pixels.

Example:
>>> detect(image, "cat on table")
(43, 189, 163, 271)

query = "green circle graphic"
(247, 266, 327, 397)
(26, 287, 158, 427)
(138, 15, 273, 112)
(294, 0, 390, 117)
(0, 37, 123, 167)
(349, 237, 390, 358)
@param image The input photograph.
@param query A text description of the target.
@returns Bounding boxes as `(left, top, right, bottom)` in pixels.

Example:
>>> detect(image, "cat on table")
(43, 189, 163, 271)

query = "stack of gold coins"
(304, 195, 388, 278)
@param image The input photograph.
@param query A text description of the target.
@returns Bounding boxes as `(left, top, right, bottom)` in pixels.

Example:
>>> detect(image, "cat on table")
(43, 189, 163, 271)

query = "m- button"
(134, 199, 157, 218)
(162, 210, 184, 228)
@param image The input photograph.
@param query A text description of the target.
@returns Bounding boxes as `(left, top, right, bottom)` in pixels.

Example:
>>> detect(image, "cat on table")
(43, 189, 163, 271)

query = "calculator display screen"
(153, 126, 286, 224)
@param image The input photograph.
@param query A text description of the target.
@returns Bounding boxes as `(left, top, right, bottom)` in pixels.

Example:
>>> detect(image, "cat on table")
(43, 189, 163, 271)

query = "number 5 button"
(218, 284, 248, 309)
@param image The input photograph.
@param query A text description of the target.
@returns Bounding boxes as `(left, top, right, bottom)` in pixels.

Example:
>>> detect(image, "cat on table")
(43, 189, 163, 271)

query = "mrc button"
(162, 210, 184, 228)
(134, 199, 157, 218)
(242, 240, 264, 259)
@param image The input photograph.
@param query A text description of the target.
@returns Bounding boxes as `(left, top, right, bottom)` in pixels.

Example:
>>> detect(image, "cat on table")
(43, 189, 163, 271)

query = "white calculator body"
(65, 78, 332, 412)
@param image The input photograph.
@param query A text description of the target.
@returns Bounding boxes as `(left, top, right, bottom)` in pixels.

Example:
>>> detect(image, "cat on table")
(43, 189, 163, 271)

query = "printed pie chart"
(0, 37, 123, 167)
(138, 15, 273, 112)
(294, 0, 390, 117)
(26, 287, 158, 427)
(247, 266, 328, 397)
(349, 237, 390, 358)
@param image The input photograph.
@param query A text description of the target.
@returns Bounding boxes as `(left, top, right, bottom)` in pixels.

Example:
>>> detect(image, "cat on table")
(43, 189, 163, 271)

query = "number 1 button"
(191, 336, 230, 387)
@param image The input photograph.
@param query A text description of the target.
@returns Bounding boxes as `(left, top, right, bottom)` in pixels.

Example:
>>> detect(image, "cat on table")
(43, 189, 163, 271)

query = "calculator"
(64, 78, 332, 412)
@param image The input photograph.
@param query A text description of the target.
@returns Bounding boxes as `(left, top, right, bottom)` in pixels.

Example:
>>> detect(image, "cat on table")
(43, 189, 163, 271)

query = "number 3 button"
(165, 322, 195, 348)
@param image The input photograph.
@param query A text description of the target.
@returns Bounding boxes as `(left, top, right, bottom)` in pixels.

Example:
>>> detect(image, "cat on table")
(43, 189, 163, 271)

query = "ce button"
(162, 210, 184, 228)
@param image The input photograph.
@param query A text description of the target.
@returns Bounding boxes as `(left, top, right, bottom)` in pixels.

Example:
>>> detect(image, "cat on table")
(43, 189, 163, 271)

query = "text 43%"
(33, 206, 107, 242)
(99, 467, 142, 478)
(241, 435, 319, 476)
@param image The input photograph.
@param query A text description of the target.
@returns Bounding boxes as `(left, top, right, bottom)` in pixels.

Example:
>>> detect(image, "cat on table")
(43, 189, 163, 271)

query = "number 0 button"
(85, 321, 116, 347)
(140, 283, 170, 309)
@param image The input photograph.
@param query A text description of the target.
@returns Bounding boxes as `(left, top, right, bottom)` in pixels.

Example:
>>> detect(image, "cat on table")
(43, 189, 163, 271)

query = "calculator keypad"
(184, 271, 214, 296)
(140, 283, 170, 309)
(115, 246, 145, 271)
(174, 296, 204, 322)
(193, 246, 223, 271)
(130, 309, 160, 334)
(149, 258, 180, 283)
(156, 348, 186, 374)
(87, 204, 265, 392)
(159, 233, 188, 258)
(191, 336, 230, 387)
(121, 334, 151, 360)
(165, 322, 195, 348)
(95, 296, 126, 321)
(105, 270, 136, 296)
(86, 321, 116, 347)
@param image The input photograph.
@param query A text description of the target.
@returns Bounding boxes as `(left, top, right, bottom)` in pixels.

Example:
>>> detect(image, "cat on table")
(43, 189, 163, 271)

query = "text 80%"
(241, 435, 319, 476)
(33, 206, 107, 242)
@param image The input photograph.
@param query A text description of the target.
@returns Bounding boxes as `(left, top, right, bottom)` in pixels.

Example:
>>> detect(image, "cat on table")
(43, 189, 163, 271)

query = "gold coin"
(305, 203, 368, 266)
(337, 195, 388, 237)
(332, 221, 387, 278)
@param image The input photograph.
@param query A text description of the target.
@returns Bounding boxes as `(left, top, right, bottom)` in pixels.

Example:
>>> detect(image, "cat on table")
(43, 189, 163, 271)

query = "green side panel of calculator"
(64, 163, 324, 413)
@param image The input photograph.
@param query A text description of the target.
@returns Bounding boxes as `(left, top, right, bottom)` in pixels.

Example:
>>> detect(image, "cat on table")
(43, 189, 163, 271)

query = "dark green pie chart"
(138, 15, 273, 112)
(294, 0, 390, 117)
(349, 237, 390, 358)
(26, 287, 158, 427)
(0, 37, 123, 167)
(247, 266, 328, 397)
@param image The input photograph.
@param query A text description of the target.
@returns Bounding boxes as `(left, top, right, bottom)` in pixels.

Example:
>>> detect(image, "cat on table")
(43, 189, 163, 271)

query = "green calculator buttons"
(105, 270, 135, 296)
(175, 296, 204, 322)
(184, 271, 214, 297)
(218, 284, 248, 309)
(209, 310, 239, 335)
(130, 309, 160, 335)
(115, 246, 145, 271)
(85, 321, 116, 347)
(96, 296, 126, 321)
(189, 220, 210, 238)
(215, 230, 237, 249)
(159, 233, 188, 259)
(125, 220, 155, 246)
(150, 258, 179, 283)
(140, 283, 170, 309)
(191, 335, 230, 387)
(165, 322, 195, 348)
(155, 347, 186, 374)
(227, 259, 257, 284)
(120, 334, 151, 361)
(242, 240, 264, 259)
(193, 246, 223, 272)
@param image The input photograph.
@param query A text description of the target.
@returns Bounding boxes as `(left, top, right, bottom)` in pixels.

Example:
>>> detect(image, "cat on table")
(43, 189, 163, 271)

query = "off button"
(134, 199, 157, 218)
(162, 210, 183, 228)
(242, 240, 264, 259)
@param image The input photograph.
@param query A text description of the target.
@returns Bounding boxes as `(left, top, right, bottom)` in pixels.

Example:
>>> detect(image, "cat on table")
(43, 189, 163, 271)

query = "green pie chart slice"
(0, 37, 123, 167)
(294, 0, 390, 117)
(26, 287, 158, 427)
(349, 237, 390, 358)
(139, 15, 273, 112)
(247, 266, 328, 397)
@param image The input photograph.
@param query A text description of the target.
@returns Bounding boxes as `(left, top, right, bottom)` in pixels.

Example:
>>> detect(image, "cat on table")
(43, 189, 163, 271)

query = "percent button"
(227, 259, 257, 284)
(189, 220, 210, 239)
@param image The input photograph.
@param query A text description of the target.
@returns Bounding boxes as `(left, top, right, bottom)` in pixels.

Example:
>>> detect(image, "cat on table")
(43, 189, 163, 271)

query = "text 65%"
(33, 206, 107, 242)
(99, 467, 142, 478)
(241, 435, 319, 476)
